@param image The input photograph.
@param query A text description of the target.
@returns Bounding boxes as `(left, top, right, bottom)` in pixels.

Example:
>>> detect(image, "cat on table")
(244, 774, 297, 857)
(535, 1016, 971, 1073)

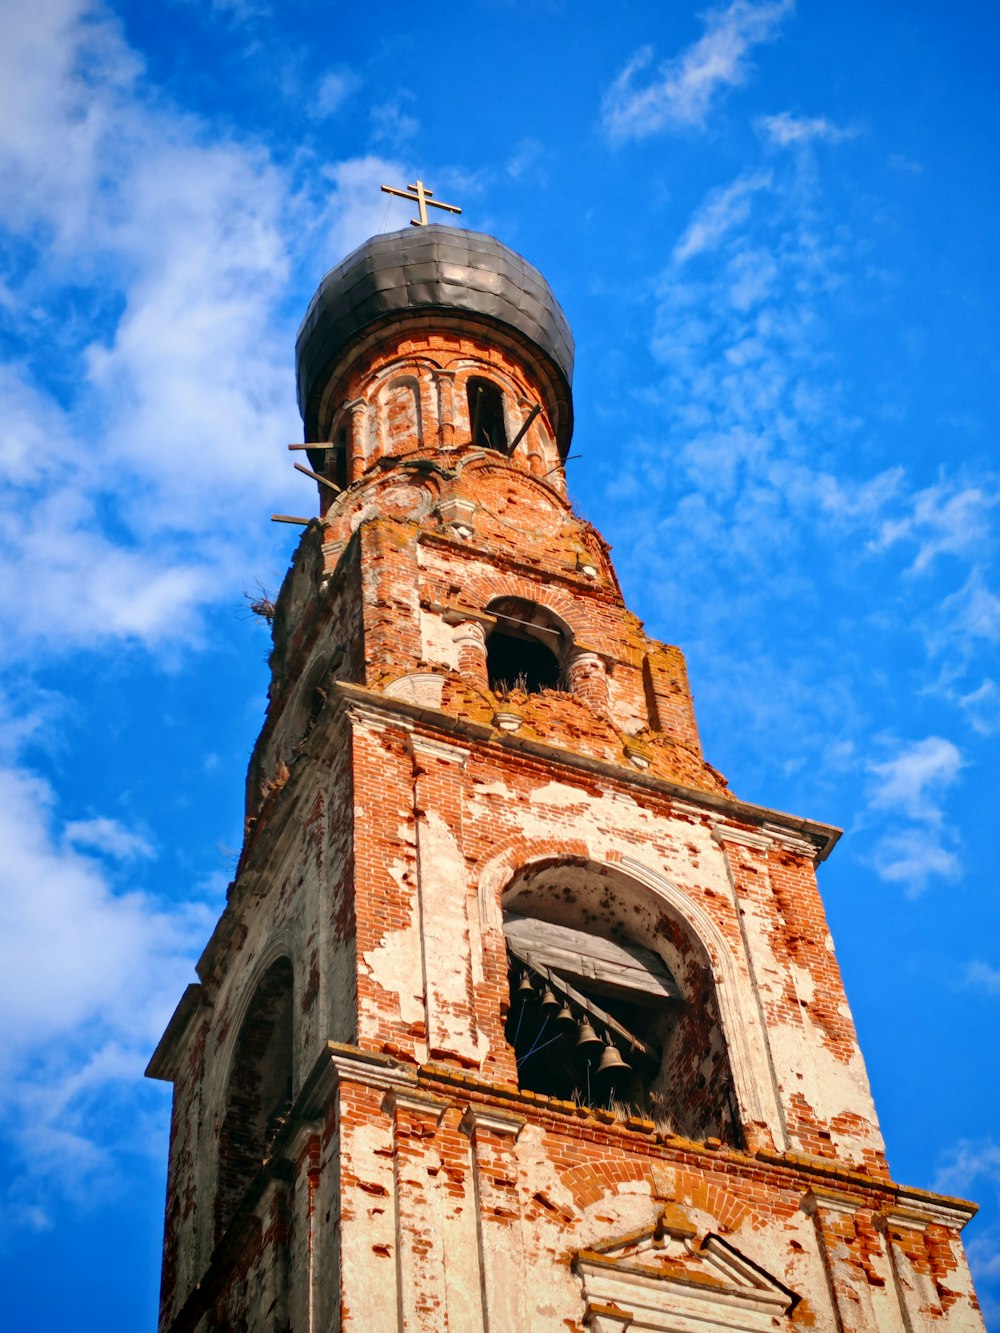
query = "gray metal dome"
(295, 226, 575, 450)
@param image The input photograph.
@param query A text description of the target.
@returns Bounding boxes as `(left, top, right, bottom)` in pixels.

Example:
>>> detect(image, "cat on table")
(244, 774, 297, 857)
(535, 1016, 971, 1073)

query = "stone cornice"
(145, 983, 207, 1082)
(334, 682, 841, 861)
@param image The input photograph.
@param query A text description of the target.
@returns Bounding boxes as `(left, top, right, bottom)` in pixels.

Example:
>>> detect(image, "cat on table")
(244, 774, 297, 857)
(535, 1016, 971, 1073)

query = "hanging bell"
(596, 1037, 630, 1079)
(539, 984, 559, 1014)
(576, 1017, 602, 1050)
(516, 971, 536, 999)
(555, 1000, 576, 1029)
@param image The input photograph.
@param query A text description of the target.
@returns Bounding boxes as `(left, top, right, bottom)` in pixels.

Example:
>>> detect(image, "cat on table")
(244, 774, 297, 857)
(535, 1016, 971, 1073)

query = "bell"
(576, 1017, 602, 1050)
(516, 971, 536, 999)
(555, 1001, 576, 1028)
(596, 1038, 630, 1079)
(539, 984, 559, 1014)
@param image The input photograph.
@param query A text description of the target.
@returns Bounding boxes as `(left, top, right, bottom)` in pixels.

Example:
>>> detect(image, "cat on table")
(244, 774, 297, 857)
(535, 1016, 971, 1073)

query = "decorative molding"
(381, 1086, 449, 1122)
(459, 1105, 526, 1141)
(573, 1219, 797, 1331)
(384, 673, 446, 709)
(326, 680, 841, 858)
(801, 1185, 866, 1217)
(407, 732, 470, 766)
(711, 825, 772, 854)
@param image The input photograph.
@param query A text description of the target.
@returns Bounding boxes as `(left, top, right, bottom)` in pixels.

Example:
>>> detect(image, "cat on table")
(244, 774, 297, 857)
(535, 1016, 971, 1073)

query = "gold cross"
(380, 178, 462, 227)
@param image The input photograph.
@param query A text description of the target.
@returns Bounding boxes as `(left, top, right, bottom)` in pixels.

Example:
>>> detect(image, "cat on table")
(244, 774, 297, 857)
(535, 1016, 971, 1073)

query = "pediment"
(573, 1206, 797, 1331)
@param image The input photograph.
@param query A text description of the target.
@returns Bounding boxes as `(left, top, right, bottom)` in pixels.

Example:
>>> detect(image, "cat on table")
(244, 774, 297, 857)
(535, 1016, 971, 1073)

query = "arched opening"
(485, 597, 567, 695)
(502, 861, 741, 1145)
(215, 957, 294, 1239)
(467, 376, 507, 451)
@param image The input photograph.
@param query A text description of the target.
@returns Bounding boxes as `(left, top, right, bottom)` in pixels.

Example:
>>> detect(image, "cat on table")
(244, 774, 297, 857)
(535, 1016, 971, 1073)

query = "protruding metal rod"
(287, 442, 343, 451)
(294, 461, 341, 494)
(543, 453, 581, 478)
(507, 404, 542, 454)
(271, 514, 311, 525)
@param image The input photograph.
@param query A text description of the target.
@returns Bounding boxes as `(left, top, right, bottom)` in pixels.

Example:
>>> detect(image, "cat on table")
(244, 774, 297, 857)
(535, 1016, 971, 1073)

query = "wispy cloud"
(864, 738, 964, 894)
(313, 69, 361, 119)
(64, 817, 154, 862)
(602, 0, 795, 141)
(964, 961, 1000, 996)
(936, 1138, 1000, 1200)
(866, 736, 963, 823)
(869, 826, 961, 895)
(0, 0, 412, 1238)
(673, 170, 773, 263)
(942, 568, 1000, 643)
(0, 760, 218, 1231)
(595, 123, 998, 878)
(0, 0, 407, 661)
(870, 481, 998, 574)
(370, 96, 419, 146)
(756, 111, 855, 146)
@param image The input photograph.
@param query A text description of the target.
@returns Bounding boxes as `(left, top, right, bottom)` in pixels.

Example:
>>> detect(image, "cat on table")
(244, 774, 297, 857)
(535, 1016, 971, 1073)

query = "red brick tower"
(148, 226, 984, 1331)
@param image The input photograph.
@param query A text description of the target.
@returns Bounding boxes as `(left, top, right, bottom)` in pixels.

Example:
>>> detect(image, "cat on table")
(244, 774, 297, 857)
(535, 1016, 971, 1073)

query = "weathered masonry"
(148, 225, 984, 1331)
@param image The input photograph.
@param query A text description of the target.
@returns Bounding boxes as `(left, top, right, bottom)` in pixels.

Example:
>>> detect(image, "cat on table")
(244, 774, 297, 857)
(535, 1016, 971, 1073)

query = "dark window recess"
(504, 915, 675, 1117)
(467, 377, 507, 451)
(215, 958, 294, 1240)
(504, 910, 742, 1144)
(487, 629, 561, 695)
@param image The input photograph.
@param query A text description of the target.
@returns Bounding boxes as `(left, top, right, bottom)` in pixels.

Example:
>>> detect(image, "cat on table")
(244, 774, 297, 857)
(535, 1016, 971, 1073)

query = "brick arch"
(208, 934, 299, 1129)
(376, 372, 424, 458)
(562, 1160, 757, 1234)
(475, 844, 786, 1150)
(213, 954, 294, 1240)
(457, 569, 614, 657)
(457, 451, 569, 502)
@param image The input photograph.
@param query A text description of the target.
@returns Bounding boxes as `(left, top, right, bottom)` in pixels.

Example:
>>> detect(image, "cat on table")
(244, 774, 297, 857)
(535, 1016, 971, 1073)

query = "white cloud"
(866, 736, 964, 823)
(943, 569, 1000, 643)
(673, 170, 773, 263)
(603, 0, 795, 141)
(0, 768, 209, 1064)
(870, 481, 998, 574)
(0, 761, 217, 1225)
(956, 679, 1000, 735)
(64, 817, 154, 861)
(0, 0, 400, 659)
(318, 153, 412, 257)
(756, 111, 855, 145)
(870, 826, 961, 897)
(864, 738, 965, 894)
(964, 961, 1000, 996)
(370, 97, 419, 146)
(506, 138, 545, 182)
(314, 69, 360, 118)
(936, 1137, 1000, 1198)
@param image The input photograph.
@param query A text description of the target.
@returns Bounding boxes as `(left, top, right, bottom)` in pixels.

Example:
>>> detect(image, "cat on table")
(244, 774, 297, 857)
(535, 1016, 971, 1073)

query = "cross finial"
(380, 178, 462, 227)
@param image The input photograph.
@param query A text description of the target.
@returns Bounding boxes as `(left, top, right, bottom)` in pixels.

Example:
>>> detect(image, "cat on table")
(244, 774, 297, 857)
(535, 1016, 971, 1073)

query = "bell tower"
(148, 224, 984, 1331)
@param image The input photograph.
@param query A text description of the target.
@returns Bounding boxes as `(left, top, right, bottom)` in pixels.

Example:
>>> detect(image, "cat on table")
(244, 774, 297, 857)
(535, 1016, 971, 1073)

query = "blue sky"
(1, 0, 998, 1326)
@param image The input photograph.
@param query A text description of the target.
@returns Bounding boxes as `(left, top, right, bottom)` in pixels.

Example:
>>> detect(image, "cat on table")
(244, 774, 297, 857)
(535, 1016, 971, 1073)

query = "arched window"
(215, 958, 294, 1239)
(503, 862, 741, 1145)
(486, 597, 567, 695)
(467, 376, 507, 451)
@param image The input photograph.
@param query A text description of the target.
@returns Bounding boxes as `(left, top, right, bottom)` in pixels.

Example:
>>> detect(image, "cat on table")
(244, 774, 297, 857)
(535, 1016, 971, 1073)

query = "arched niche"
(378, 374, 423, 456)
(215, 956, 294, 1239)
(501, 860, 741, 1144)
(485, 596, 572, 695)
